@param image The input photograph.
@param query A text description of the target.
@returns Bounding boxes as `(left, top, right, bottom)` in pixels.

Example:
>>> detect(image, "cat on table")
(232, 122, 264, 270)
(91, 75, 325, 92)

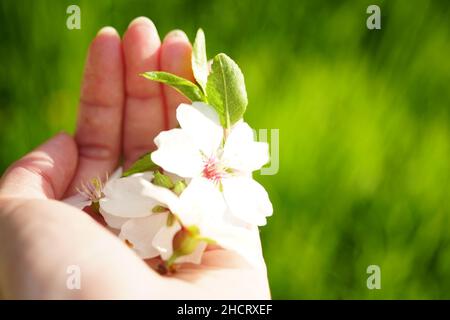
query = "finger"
(0, 133, 78, 199)
(160, 30, 195, 128)
(68, 27, 124, 194)
(123, 17, 165, 167)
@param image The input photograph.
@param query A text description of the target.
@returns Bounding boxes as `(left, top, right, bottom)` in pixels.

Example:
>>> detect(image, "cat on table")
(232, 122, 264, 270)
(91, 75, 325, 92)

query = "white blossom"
(63, 168, 123, 211)
(150, 176, 263, 266)
(62, 102, 273, 268)
(151, 102, 273, 226)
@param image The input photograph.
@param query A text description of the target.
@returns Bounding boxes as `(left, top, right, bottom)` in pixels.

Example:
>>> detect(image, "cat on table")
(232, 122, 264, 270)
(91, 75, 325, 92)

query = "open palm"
(0, 17, 270, 299)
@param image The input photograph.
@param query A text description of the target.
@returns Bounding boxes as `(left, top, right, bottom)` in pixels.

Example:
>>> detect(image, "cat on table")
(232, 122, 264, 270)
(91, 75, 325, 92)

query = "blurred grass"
(1, 0, 449, 299)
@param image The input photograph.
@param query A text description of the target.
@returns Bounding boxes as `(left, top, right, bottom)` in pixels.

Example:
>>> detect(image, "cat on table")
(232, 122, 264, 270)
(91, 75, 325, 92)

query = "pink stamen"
(202, 157, 224, 183)
(77, 177, 104, 202)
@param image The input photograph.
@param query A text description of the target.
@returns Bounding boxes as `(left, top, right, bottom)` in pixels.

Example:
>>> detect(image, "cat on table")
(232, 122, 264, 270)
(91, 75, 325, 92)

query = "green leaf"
(122, 153, 158, 177)
(205, 53, 248, 128)
(191, 28, 208, 93)
(141, 71, 205, 102)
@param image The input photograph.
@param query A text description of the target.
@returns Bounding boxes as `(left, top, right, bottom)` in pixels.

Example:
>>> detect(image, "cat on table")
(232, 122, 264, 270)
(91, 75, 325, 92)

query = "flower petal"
(119, 213, 168, 259)
(99, 208, 129, 229)
(222, 176, 273, 226)
(140, 177, 180, 208)
(63, 194, 91, 210)
(222, 122, 269, 173)
(176, 241, 207, 264)
(152, 129, 204, 178)
(108, 167, 123, 181)
(152, 220, 182, 260)
(176, 103, 223, 157)
(100, 172, 163, 218)
(176, 177, 226, 228)
(211, 225, 265, 268)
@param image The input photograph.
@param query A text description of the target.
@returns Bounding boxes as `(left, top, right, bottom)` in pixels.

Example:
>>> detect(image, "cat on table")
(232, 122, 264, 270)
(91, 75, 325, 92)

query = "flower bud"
(172, 227, 200, 257)
(152, 171, 174, 189)
(172, 180, 187, 196)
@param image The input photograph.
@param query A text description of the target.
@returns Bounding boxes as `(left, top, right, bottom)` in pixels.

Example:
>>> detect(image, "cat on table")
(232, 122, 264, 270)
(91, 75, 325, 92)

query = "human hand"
(0, 17, 270, 299)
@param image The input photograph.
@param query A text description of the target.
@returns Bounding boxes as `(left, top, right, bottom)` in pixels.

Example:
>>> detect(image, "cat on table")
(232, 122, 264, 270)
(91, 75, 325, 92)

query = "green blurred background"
(1, 0, 449, 299)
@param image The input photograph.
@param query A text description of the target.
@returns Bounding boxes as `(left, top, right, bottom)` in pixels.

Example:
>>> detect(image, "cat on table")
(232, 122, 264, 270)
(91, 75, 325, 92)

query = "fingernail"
(128, 16, 154, 29)
(164, 29, 189, 42)
(97, 26, 118, 36)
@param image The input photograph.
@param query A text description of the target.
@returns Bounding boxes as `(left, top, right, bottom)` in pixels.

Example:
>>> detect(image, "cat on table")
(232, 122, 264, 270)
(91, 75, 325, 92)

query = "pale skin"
(0, 17, 270, 299)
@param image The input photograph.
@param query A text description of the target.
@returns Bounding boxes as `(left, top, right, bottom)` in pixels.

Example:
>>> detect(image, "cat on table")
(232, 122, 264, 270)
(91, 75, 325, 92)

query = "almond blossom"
(149, 176, 264, 267)
(151, 102, 273, 227)
(98, 171, 207, 262)
(62, 29, 273, 273)
(63, 168, 122, 212)
(65, 169, 206, 263)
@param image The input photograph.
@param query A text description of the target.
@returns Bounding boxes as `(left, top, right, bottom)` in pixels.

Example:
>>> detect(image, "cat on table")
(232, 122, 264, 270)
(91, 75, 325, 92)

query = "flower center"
(77, 177, 104, 203)
(202, 156, 225, 183)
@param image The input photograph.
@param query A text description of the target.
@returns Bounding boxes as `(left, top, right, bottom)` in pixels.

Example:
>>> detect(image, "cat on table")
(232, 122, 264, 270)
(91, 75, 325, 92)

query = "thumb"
(0, 133, 78, 199)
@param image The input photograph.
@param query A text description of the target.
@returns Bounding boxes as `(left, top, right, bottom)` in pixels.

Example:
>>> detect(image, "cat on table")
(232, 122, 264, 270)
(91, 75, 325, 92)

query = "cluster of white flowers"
(66, 102, 272, 272)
